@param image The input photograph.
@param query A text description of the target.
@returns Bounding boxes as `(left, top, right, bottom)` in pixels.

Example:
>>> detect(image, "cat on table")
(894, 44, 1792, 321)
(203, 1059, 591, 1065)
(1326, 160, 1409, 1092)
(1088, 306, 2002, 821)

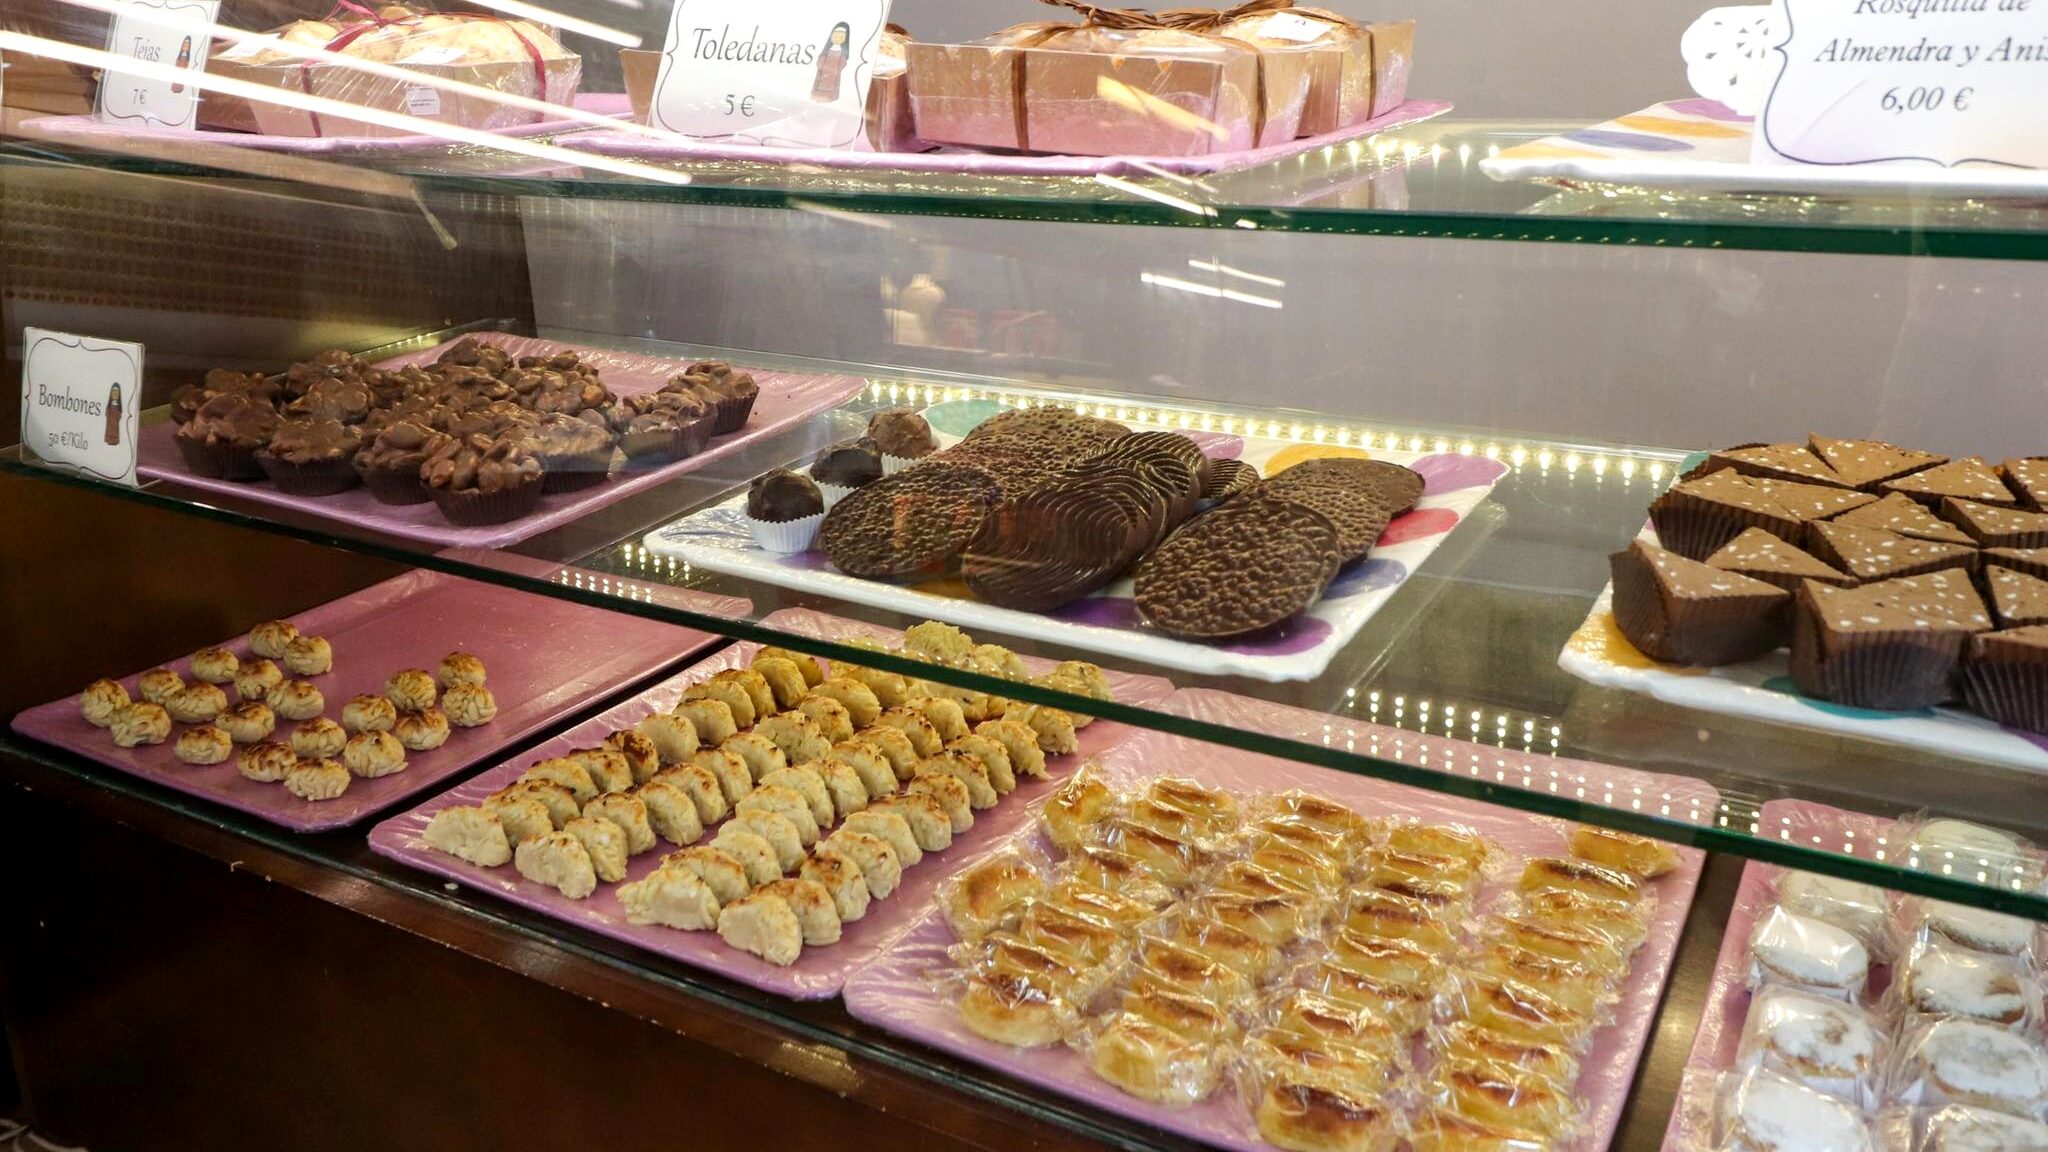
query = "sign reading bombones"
(649, 0, 893, 148)
(20, 329, 141, 488)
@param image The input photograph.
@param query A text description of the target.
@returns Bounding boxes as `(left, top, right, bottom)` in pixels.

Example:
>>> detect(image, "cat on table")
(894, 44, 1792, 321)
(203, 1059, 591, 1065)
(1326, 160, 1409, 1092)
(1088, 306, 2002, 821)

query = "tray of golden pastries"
(368, 608, 1174, 998)
(843, 688, 1713, 1152)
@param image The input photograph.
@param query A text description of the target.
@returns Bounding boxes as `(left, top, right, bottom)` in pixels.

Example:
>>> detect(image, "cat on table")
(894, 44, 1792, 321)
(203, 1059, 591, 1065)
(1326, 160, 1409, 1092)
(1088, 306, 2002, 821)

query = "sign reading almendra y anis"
(649, 0, 892, 149)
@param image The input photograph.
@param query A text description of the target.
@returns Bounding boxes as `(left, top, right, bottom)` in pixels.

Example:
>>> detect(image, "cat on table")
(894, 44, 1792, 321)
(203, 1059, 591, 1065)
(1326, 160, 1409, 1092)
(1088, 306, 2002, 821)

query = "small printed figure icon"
(171, 35, 192, 93)
(811, 22, 850, 103)
(104, 382, 123, 446)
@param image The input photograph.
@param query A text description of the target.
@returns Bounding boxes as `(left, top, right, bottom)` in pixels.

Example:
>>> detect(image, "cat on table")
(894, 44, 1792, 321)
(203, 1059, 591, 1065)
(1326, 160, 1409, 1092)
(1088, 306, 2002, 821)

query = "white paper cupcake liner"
(747, 510, 824, 554)
(882, 452, 933, 475)
(818, 482, 858, 510)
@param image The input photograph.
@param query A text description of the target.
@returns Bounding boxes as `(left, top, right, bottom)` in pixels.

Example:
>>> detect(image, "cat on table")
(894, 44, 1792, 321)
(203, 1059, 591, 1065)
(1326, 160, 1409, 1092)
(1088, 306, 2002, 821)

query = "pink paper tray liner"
(556, 99, 1451, 177)
(844, 686, 1715, 1152)
(9, 570, 731, 832)
(136, 333, 867, 550)
(22, 93, 631, 153)
(367, 607, 1176, 1000)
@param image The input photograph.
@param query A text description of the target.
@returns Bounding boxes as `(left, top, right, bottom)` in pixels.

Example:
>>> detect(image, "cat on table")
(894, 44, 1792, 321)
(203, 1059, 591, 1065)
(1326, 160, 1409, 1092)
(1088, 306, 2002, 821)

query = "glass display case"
(6, 2, 2048, 1149)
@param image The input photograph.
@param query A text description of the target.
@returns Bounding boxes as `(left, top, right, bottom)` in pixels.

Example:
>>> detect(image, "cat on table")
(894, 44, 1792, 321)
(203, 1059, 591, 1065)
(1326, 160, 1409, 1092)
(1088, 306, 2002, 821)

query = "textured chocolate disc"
(964, 470, 1156, 610)
(939, 439, 1058, 499)
(1268, 458, 1426, 518)
(1203, 458, 1260, 502)
(820, 463, 1001, 581)
(966, 406, 1130, 453)
(1092, 431, 1213, 490)
(1134, 495, 1341, 640)
(1247, 478, 1391, 561)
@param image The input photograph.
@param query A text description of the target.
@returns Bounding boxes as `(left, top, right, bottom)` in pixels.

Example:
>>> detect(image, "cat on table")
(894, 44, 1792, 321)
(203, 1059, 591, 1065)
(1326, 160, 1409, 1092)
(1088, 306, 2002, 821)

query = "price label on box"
(20, 329, 141, 488)
(649, 0, 892, 148)
(96, 0, 220, 131)
(1752, 0, 2048, 168)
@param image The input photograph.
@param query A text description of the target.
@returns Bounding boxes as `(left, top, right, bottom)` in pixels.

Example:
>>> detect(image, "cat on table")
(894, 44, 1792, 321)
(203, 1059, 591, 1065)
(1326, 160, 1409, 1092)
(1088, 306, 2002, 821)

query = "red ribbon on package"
(297, 2, 551, 136)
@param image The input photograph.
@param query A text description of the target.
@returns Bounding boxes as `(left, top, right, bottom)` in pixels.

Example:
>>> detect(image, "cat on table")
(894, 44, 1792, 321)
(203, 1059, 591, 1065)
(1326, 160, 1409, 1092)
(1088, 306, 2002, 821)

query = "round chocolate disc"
(1134, 495, 1342, 640)
(1267, 458, 1426, 518)
(819, 463, 1001, 581)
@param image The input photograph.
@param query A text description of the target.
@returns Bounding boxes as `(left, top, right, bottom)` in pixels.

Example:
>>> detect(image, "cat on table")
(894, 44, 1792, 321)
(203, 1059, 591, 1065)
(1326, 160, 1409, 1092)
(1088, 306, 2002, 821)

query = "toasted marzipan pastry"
(1046, 881, 1165, 929)
(709, 825, 782, 887)
(437, 650, 486, 688)
(1305, 965, 1436, 1034)
(1255, 1075, 1398, 1152)
(1244, 1032, 1401, 1100)
(1459, 976, 1597, 1047)
(664, 845, 749, 905)
(823, 831, 902, 899)
(636, 779, 704, 846)
(1042, 771, 1116, 849)
(905, 694, 969, 743)
(604, 730, 662, 784)
(515, 832, 597, 899)
(1409, 1107, 1554, 1152)
(1387, 823, 1493, 869)
(1267, 993, 1408, 1060)
(1090, 1014, 1220, 1106)
(234, 660, 282, 702)
(342, 730, 406, 778)
(167, 683, 230, 724)
(1492, 914, 1631, 978)
(1568, 825, 1680, 879)
(395, 708, 450, 751)
(563, 815, 629, 884)
(1148, 776, 1242, 832)
(617, 864, 719, 930)
(138, 667, 184, 705)
(520, 757, 598, 804)
(1006, 703, 1078, 755)
(831, 744, 897, 802)
(852, 725, 919, 781)
(635, 713, 699, 766)
(843, 664, 910, 709)
(1067, 846, 1156, 894)
(712, 668, 776, 721)
(801, 851, 871, 922)
(875, 708, 943, 757)
(1017, 901, 1130, 966)
(737, 783, 822, 846)
(423, 805, 511, 867)
(174, 725, 233, 765)
(1186, 891, 1306, 947)
(760, 877, 841, 946)
(948, 735, 1016, 794)
(1135, 937, 1255, 1004)
(1252, 842, 1344, 892)
(814, 757, 869, 820)
(867, 795, 953, 852)
(490, 779, 577, 829)
(385, 669, 437, 713)
(909, 677, 989, 724)
(690, 747, 755, 805)
(755, 645, 825, 687)
(249, 619, 298, 660)
(1345, 889, 1457, 952)
(721, 732, 787, 785)
(1168, 913, 1280, 979)
(904, 620, 973, 664)
(756, 713, 833, 766)
(1471, 945, 1608, 1016)
(730, 812, 805, 874)
(1099, 817, 1210, 887)
(1119, 985, 1240, 1047)
(943, 857, 1044, 942)
(796, 696, 856, 745)
(483, 795, 555, 846)
(1043, 659, 1109, 700)
(840, 810, 919, 867)
(289, 717, 345, 758)
(282, 635, 332, 676)
(220, 701, 277, 744)
(1327, 929, 1446, 990)
(237, 741, 297, 783)
(975, 719, 1047, 778)
(658, 763, 729, 824)
(685, 680, 755, 728)
(266, 679, 324, 721)
(566, 746, 634, 794)
(283, 758, 350, 801)
(341, 694, 396, 734)
(959, 973, 1074, 1047)
(760, 766, 836, 828)
(1432, 1054, 1578, 1139)
(1519, 857, 1642, 908)
(1213, 860, 1318, 903)
(1253, 816, 1355, 867)
(671, 698, 737, 746)
(717, 890, 802, 966)
(80, 678, 130, 726)
(1438, 1022, 1579, 1091)
(808, 678, 882, 728)
(750, 657, 809, 711)
(1518, 889, 1650, 951)
(908, 773, 975, 832)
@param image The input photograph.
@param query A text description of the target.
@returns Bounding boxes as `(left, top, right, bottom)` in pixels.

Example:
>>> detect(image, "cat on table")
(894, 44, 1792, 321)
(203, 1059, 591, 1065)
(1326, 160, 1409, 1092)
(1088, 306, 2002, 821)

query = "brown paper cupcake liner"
(431, 480, 544, 527)
(357, 465, 432, 505)
(1790, 616, 1966, 710)
(540, 447, 615, 494)
(257, 451, 361, 496)
(1649, 494, 1800, 561)
(709, 391, 756, 436)
(176, 435, 265, 481)
(1961, 662, 2048, 735)
(620, 417, 714, 468)
(1610, 551, 1787, 666)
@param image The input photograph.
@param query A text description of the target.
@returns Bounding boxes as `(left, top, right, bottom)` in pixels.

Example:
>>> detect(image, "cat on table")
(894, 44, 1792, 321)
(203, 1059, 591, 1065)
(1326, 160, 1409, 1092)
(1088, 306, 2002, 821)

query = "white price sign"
(20, 329, 141, 488)
(95, 0, 220, 131)
(649, 0, 892, 148)
(1753, 0, 2048, 168)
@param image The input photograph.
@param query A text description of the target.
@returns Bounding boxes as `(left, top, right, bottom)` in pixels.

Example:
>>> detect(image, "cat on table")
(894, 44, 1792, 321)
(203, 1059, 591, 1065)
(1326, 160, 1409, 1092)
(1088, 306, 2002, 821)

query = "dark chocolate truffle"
(746, 467, 824, 523)
(810, 437, 885, 489)
(866, 408, 937, 461)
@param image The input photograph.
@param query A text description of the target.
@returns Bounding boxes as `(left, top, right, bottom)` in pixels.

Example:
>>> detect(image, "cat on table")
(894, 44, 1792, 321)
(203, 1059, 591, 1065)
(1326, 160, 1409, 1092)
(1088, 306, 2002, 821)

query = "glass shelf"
(12, 116, 2048, 261)
(11, 326, 2048, 919)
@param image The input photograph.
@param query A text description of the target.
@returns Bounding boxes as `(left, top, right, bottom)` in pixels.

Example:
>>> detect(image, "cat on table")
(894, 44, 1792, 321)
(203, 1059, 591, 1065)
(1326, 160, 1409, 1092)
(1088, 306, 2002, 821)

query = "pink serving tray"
(21, 93, 631, 154)
(136, 334, 867, 550)
(557, 99, 1450, 177)
(9, 570, 730, 832)
(844, 687, 1714, 1152)
(367, 607, 1176, 1000)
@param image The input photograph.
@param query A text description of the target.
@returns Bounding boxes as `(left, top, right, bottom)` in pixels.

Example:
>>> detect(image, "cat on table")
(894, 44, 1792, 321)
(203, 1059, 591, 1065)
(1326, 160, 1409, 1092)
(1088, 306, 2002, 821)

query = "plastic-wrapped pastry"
(875, 708, 944, 757)
(1253, 815, 1356, 868)
(635, 779, 705, 847)
(712, 668, 775, 722)
(290, 717, 347, 759)
(165, 683, 229, 724)
(1749, 906, 1871, 1000)
(443, 683, 496, 728)
(189, 647, 239, 684)
(234, 659, 283, 702)
(266, 678, 324, 721)
(1043, 766, 1117, 849)
(565, 746, 633, 795)
(1436, 1022, 1580, 1092)
(138, 667, 184, 705)
(341, 694, 398, 734)
(1088, 1013, 1224, 1106)
(959, 972, 1078, 1047)
(760, 878, 841, 946)
(810, 678, 882, 729)
(1164, 913, 1280, 980)
(1273, 792, 1374, 848)
(342, 730, 407, 778)
(730, 811, 805, 874)
(491, 780, 576, 828)
(1737, 986, 1887, 1106)
(814, 757, 869, 819)
(1567, 825, 1681, 878)
(822, 830, 902, 898)
(853, 725, 919, 781)
(1408, 1107, 1554, 1152)
(1890, 940, 2035, 1027)
(220, 702, 276, 744)
(664, 845, 749, 905)
(1214, 860, 1318, 903)
(1519, 857, 1641, 908)
(760, 766, 836, 828)
(1188, 891, 1308, 948)
(1776, 872, 1892, 948)
(603, 730, 662, 785)
(634, 713, 699, 765)
(283, 758, 350, 802)
(795, 696, 855, 746)
(237, 740, 297, 783)
(583, 792, 657, 855)
(839, 810, 918, 867)
(1005, 703, 1078, 755)
(1125, 797, 1213, 846)
(1243, 1031, 1400, 1100)
(671, 698, 737, 747)
(659, 763, 729, 825)
(709, 825, 781, 888)
(1905, 898, 2040, 959)
(1141, 777, 1239, 835)
(721, 731, 786, 785)
(941, 853, 1044, 942)
(685, 679, 756, 728)
(563, 815, 629, 884)
(691, 747, 755, 805)
(385, 669, 437, 713)
(976, 718, 1048, 779)
(717, 890, 803, 966)
(249, 619, 299, 660)
(1364, 852, 1479, 911)
(283, 635, 333, 676)
(1131, 937, 1254, 1004)
(978, 931, 1113, 1002)
(1254, 1074, 1399, 1152)
(906, 695, 970, 743)
(801, 851, 871, 923)
(754, 646, 825, 688)
(1454, 974, 1599, 1048)
(1120, 984, 1240, 1047)
(1345, 889, 1458, 955)
(1715, 1068, 1875, 1152)
(1252, 841, 1345, 894)
(617, 864, 720, 930)
(1306, 964, 1439, 1035)
(1429, 1053, 1579, 1138)
(80, 678, 130, 727)
(1518, 888, 1651, 954)
(1016, 901, 1130, 967)
(830, 743, 897, 803)
(437, 650, 487, 689)
(865, 795, 953, 853)
(1046, 880, 1169, 929)
(756, 713, 833, 766)
(1096, 817, 1212, 888)
(1328, 929, 1448, 991)
(1468, 945, 1607, 1017)
(174, 724, 233, 765)
(908, 773, 974, 833)
(1891, 1104, 2048, 1152)
(749, 656, 809, 711)
(1908, 821, 2032, 877)
(1267, 991, 1406, 1059)
(423, 805, 512, 867)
